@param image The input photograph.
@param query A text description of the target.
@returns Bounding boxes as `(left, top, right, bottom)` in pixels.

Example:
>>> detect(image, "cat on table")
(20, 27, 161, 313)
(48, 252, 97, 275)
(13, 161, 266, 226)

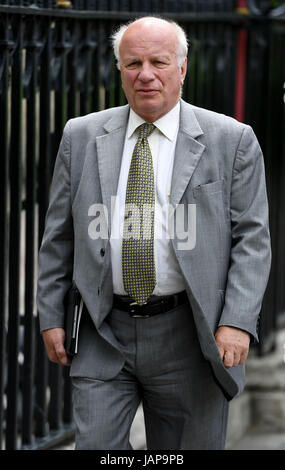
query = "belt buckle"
(129, 301, 150, 318)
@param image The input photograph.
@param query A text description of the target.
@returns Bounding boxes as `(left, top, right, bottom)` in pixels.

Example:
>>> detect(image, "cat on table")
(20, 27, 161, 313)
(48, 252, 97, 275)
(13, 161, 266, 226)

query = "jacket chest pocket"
(192, 179, 229, 223)
(193, 179, 224, 197)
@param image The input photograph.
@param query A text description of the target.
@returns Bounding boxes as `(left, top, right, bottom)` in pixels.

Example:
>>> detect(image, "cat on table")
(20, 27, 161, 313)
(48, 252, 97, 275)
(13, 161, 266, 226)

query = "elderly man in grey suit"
(37, 17, 271, 450)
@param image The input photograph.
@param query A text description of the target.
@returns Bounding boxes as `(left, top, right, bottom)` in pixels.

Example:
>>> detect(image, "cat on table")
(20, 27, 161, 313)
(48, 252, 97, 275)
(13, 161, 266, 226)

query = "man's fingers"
(215, 325, 250, 368)
(223, 350, 234, 368)
(233, 350, 241, 367)
(216, 345, 238, 368)
(48, 345, 71, 366)
(47, 348, 59, 363)
(217, 344, 224, 362)
(239, 348, 249, 365)
(54, 341, 72, 366)
(223, 349, 247, 368)
(42, 327, 72, 366)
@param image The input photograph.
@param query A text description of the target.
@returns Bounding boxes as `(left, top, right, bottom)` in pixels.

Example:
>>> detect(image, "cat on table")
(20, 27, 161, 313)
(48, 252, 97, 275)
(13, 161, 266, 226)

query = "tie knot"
(138, 123, 155, 140)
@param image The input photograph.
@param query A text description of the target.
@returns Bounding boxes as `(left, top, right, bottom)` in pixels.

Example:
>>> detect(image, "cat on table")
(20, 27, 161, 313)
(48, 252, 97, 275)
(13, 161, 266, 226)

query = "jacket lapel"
(96, 105, 130, 231)
(95, 101, 205, 228)
(170, 100, 205, 206)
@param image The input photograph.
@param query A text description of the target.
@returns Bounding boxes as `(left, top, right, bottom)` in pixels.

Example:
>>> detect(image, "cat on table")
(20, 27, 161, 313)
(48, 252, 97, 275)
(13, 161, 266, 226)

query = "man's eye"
(154, 61, 167, 67)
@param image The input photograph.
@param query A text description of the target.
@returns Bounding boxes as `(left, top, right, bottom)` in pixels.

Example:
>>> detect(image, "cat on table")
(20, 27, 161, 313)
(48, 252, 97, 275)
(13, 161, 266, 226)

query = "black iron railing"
(0, 0, 284, 450)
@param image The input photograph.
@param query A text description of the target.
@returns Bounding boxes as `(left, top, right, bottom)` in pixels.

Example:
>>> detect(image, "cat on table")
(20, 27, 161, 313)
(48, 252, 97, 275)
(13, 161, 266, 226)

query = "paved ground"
(227, 429, 285, 450)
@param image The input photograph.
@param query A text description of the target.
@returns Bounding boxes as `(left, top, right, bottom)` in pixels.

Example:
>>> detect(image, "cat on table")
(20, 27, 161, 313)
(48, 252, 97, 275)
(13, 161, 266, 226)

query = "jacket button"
(100, 248, 105, 257)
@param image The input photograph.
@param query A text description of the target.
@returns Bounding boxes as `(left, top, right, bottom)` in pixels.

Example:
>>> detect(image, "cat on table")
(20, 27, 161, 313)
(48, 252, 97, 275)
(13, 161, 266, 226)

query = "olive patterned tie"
(122, 123, 156, 305)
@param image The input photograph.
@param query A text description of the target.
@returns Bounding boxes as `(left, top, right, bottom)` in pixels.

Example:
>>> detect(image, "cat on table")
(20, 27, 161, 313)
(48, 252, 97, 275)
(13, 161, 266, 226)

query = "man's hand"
(42, 328, 72, 366)
(215, 326, 250, 368)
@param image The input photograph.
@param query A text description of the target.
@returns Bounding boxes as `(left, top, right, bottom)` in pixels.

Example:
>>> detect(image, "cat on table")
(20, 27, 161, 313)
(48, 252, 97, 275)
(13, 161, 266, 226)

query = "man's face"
(119, 20, 187, 122)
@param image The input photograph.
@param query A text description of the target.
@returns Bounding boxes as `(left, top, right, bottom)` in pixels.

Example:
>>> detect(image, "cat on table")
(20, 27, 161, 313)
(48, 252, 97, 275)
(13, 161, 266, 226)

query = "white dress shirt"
(110, 101, 186, 296)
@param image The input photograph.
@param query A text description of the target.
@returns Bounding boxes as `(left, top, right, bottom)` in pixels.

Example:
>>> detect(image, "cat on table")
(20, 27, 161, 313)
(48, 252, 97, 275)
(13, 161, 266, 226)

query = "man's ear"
(180, 57, 187, 85)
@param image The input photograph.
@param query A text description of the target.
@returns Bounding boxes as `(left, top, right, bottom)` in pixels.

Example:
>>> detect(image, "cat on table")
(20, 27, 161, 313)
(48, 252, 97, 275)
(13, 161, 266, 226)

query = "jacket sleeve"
(37, 120, 74, 332)
(218, 125, 272, 342)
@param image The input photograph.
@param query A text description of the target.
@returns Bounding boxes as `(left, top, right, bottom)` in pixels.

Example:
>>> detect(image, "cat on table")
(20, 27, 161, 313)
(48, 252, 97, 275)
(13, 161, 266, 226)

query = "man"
(37, 17, 271, 449)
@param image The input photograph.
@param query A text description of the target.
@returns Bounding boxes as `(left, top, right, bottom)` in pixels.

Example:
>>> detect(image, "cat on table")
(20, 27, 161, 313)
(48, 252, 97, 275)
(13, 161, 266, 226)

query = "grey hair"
(111, 17, 188, 70)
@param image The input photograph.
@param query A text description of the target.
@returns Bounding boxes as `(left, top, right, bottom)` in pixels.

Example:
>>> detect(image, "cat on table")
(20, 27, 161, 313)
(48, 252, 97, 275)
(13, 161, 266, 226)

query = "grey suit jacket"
(37, 99, 271, 399)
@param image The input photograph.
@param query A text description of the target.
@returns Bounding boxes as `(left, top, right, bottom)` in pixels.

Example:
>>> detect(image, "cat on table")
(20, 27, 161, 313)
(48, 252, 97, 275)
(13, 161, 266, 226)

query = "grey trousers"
(72, 302, 229, 450)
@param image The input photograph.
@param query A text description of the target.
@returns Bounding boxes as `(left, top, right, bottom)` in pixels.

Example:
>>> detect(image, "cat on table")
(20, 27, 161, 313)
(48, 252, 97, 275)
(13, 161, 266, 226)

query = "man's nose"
(138, 63, 155, 82)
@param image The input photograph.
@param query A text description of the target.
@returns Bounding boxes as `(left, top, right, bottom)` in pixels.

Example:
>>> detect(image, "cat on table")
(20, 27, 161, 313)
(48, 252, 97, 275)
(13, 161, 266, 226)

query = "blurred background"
(0, 0, 285, 450)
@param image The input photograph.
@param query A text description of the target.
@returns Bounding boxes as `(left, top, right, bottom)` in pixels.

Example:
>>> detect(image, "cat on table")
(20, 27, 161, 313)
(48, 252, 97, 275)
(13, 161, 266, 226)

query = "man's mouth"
(136, 89, 159, 95)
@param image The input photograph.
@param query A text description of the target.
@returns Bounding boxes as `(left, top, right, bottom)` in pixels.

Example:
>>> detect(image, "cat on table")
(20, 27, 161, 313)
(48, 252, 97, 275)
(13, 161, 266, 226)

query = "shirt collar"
(127, 101, 180, 142)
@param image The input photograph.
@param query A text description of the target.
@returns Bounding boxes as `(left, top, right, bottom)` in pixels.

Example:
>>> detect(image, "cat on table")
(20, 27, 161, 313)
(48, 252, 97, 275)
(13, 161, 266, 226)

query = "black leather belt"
(113, 291, 188, 318)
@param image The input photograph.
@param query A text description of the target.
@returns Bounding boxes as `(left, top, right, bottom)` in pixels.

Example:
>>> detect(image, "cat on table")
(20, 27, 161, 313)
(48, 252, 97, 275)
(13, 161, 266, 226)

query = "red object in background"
(236, 0, 250, 13)
(236, 0, 248, 9)
(234, 29, 248, 122)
